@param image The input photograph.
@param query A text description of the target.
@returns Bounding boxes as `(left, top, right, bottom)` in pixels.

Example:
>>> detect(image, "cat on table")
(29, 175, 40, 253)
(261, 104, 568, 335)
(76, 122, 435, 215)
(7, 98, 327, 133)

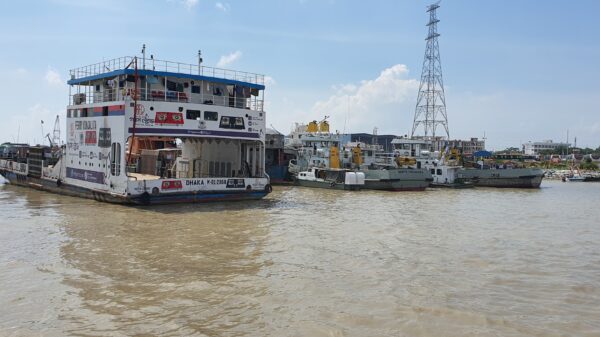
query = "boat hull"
(0, 169, 268, 205)
(295, 179, 360, 190)
(430, 182, 474, 189)
(266, 164, 293, 185)
(362, 168, 431, 191)
(458, 168, 544, 188)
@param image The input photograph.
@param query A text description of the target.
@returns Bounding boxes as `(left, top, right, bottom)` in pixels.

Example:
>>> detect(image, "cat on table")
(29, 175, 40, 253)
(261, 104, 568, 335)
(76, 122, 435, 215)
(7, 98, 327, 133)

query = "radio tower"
(411, 1, 449, 144)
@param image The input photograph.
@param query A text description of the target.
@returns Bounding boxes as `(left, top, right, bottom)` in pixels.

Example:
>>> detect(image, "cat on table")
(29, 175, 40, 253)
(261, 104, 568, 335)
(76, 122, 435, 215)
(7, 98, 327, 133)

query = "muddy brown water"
(0, 179, 599, 336)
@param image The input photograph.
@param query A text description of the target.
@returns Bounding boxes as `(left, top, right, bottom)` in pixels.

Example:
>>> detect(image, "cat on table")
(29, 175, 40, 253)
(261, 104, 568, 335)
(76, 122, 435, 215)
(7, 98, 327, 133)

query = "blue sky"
(0, 0, 599, 149)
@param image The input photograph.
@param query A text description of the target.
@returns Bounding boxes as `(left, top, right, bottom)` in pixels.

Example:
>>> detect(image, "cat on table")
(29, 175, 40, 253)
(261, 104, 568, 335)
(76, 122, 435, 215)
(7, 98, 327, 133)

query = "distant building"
(440, 138, 486, 156)
(353, 134, 485, 155)
(411, 136, 485, 155)
(522, 140, 570, 155)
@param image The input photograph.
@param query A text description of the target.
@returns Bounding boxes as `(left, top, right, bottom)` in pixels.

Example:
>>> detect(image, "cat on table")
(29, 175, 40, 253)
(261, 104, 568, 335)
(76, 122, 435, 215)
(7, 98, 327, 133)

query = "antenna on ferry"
(40, 120, 45, 146)
(198, 50, 203, 74)
(141, 44, 146, 69)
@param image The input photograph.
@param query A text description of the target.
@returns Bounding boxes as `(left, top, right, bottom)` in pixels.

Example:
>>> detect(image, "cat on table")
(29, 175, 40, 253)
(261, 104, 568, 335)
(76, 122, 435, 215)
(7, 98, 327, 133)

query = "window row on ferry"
(71, 75, 262, 110)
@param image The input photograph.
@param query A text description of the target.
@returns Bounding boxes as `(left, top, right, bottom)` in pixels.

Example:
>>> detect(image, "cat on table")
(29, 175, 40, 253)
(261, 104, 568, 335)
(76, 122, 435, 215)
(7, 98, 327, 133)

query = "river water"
(0, 178, 599, 337)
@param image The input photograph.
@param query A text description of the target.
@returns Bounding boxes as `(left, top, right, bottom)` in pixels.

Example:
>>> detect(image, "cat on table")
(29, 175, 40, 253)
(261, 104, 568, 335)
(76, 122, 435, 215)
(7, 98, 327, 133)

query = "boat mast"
(126, 56, 139, 167)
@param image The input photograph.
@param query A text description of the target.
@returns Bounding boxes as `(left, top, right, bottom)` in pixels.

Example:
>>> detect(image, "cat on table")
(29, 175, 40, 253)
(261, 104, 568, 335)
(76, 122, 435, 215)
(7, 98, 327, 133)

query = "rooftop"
(68, 56, 265, 89)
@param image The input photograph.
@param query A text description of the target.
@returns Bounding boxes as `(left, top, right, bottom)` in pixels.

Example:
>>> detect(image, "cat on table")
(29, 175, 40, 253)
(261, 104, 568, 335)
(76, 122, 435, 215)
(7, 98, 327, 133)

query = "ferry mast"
(411, 1, 449, 143)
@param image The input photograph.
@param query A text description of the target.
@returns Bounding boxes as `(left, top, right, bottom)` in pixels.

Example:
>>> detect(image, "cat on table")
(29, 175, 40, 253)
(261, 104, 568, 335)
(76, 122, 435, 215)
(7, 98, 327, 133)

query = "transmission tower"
(411, 1, 449, 142)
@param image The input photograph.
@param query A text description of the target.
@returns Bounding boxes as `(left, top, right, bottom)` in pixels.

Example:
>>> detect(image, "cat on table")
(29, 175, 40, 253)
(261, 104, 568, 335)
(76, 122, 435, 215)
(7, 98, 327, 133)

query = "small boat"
(565, 175, 586, 182)
(295, 167, 365, 190)
(564, 168, 586, 182)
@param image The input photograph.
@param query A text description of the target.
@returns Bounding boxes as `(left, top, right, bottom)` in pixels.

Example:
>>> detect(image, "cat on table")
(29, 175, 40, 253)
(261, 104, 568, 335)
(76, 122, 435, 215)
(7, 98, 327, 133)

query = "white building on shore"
(522, 140, 570, 155)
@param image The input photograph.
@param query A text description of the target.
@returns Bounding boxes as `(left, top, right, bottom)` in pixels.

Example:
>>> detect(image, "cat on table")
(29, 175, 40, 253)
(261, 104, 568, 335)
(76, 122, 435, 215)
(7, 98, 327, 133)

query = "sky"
(0, 0, 599, 150)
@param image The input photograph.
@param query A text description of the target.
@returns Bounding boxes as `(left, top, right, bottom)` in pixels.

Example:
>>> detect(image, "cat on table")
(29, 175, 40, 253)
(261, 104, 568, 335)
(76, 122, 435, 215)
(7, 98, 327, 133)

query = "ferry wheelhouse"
(0, 54, 272, 204)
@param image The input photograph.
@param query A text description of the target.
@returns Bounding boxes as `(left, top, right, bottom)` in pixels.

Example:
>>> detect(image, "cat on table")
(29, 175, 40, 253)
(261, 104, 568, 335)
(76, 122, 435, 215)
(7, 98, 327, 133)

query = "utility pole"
(411, 1, 449, 149)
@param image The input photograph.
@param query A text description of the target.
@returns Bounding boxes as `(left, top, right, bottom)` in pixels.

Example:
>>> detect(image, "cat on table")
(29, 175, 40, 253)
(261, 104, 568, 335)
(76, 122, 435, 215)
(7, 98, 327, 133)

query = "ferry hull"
(459, 168, 544, 188)
(0, 170, 268, 205)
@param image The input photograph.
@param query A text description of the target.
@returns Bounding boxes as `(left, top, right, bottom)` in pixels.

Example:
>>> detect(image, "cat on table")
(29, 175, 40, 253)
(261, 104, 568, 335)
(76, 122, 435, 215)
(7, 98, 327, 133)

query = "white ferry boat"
(0, 53, 272, 205)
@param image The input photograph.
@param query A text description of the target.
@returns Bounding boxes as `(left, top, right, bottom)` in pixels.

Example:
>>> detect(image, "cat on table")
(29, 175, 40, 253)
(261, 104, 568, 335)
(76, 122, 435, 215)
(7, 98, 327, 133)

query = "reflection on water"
(1, 180, 599, 336)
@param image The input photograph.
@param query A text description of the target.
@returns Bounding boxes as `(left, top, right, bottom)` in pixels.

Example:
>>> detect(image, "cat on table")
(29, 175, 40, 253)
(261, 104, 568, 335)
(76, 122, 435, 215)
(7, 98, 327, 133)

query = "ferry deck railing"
(68, 88, 264, 111)
(69, 56, 265, 86)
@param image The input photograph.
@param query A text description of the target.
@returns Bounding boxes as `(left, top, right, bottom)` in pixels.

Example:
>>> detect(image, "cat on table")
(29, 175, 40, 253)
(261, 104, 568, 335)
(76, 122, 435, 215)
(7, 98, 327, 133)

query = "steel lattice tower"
(411, 2, 449, 141)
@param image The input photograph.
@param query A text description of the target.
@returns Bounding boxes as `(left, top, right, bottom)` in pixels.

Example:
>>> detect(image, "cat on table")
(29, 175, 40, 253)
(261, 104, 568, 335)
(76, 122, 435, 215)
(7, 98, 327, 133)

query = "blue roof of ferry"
(67, 69, 266, 90)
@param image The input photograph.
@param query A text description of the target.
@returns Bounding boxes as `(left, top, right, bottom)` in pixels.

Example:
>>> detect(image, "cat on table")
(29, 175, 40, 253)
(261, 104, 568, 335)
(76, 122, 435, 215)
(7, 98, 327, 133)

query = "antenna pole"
(142, 44, 146, 69)
(411, 1, 449, 150)
(127, 57, 139, 167)
(198, 50, 203, 75)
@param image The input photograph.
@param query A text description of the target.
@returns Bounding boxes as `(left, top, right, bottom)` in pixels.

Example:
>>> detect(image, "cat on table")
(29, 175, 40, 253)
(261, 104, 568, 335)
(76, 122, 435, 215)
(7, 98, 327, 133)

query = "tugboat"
(296, 167, 365, 190)
(287, 119, 431, 191)
(459, 152, 545, 188)
(0, 51, 272, 205)
(343, 142, 432, 191)
(391, 137, 472, 188)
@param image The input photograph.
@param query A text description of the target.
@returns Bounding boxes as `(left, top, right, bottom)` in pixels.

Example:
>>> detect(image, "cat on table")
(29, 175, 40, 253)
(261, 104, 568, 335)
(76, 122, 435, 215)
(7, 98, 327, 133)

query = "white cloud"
(45, 67, 63, 86)
(216, 50, 242, 68)
(182, 0, 198, 10)
(310, 64, 419, 134)
(215, 2, 230, 12)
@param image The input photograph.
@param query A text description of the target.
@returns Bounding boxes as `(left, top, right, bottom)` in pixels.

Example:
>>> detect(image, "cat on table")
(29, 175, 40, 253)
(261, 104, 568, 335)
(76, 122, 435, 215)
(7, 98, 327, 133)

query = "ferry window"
(81, 108, 89, 118)
(430, 169, 435, 175)
(166, 80, 177, 91)
(191, 85, 200, 94)
(186, 109, 201, 120)
(437, 169, 442, 176)
(102, 106, 109, 117)
(204, 111, 218, 121)
(219, 116, 244, 129)
(99, 128, 111, 148)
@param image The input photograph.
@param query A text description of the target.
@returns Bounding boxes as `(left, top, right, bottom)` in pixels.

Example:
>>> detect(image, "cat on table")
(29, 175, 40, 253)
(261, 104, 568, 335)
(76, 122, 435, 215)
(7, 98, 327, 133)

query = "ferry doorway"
(241, 141, 265, 178)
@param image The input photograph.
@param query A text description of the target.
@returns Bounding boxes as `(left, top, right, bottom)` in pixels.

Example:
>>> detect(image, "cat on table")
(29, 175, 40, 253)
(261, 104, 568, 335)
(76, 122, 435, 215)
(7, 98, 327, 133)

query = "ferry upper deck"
(67, 56, 265, 112)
